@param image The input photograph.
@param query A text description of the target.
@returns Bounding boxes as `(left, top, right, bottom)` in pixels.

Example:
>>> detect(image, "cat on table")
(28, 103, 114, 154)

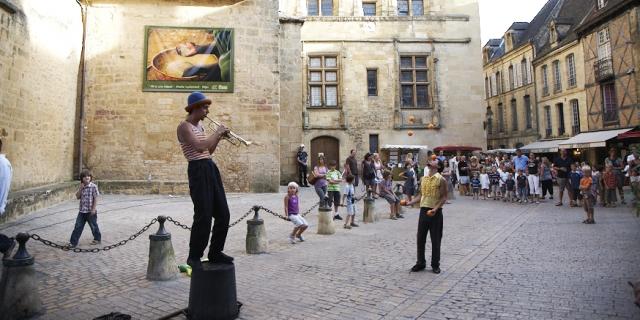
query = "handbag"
(307, 171, 318, 185)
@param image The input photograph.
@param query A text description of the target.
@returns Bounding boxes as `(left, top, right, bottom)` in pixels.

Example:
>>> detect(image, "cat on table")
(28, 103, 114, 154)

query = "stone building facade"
(533, 0, 591, 142)
(82, 0, 281, 193)
(483, 32, 538, 150)
(0, 1, 82, 191)
(1, 0, 282, 196)
(279, 0, 484, 183)
(1, 0, 484, 205)
(482, 0, 569, 150)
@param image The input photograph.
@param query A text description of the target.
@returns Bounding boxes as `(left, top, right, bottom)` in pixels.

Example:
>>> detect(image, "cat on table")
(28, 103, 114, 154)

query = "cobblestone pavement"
(0, 187, 638, 320)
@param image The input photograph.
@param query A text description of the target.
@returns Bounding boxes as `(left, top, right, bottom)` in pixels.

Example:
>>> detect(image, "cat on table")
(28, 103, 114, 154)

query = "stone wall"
(535, 41, 588, 140)
(279, 0, 484, 181)
(0, 1, 82, 191)
(82, 0, 281, 192)
(278, 18, 304, 185)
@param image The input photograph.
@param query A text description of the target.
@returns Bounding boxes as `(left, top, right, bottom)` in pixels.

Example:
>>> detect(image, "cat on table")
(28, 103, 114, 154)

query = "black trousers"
(187, 159, 230, 259)
(541, 179, 553, 197)
(416, 207, 443, 268)
(298, 165, 308, 186)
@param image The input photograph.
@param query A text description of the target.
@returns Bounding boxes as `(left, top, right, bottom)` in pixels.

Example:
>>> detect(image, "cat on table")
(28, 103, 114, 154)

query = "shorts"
(459, 176, 469, 184)
(382, 193, 400, 205)
(288, 214, 308, 227)
(404, 185, 415, 196)
(327, 190, 341, 206)
(346, 203, 356, 216)
(582, 194, 595, 211)
(557, 177, 568, 192)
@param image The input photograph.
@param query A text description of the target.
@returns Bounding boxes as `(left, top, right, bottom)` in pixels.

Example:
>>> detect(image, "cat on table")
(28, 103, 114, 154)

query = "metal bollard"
(0, 233, 43, 320)
(363, 188, 377, 223)
(316, 204, 335, 235)
(246, 206, 267, 254)
(146, 216, 178, 281)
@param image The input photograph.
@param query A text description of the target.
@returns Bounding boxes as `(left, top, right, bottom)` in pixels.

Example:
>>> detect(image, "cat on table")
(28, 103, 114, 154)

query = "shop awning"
(381, 144, 430, 150)
(520, 139, 568, 153)
(558, 128, 633, 149)
(433, 145, 482, 152)
(617, 130, 640, 139)
(486, 148, 516, 154)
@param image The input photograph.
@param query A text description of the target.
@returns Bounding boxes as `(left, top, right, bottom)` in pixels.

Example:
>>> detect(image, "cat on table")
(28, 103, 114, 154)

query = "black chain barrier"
(258, 192, 367, 220)
(27, 193, 370, 252)
(30, 217, 158, 253)
(228, 208, 254, 228)
(258, 206, 290, 221)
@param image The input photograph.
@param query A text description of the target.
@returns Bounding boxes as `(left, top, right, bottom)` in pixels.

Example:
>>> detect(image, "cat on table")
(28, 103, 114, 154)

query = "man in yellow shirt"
(406, 159, 448, 273)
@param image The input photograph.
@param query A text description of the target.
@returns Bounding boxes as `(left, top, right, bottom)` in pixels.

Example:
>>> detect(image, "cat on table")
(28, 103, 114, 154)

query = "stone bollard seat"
(317, 206, 335, 235)
(0, 233, 43, 320)
(246, 218, 267, 254)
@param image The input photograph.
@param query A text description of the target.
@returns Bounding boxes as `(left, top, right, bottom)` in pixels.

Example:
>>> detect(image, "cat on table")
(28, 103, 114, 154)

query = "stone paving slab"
(0, 187, 638, 320)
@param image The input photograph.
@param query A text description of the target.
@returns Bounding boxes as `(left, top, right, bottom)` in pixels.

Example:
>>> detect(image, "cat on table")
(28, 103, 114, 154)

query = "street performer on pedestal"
(177, 91, 233, 269)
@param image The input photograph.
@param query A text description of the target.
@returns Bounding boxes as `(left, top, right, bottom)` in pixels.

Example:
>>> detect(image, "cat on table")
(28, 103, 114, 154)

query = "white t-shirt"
(0, 154, 12, 215)
(343, 184, 355, 205)
(498, 169, 508, 186)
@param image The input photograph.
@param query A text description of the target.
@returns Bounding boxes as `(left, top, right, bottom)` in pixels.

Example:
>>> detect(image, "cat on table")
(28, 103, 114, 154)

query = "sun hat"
(185, 92, 212, 112)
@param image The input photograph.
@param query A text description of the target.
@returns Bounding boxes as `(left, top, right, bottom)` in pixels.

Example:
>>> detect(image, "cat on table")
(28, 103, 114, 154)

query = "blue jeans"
(518, 187, 527, 201)
(69, 212, 101, 246)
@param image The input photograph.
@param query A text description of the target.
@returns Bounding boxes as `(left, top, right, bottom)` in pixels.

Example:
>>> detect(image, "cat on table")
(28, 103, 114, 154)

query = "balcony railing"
(594, 58, 614, 82)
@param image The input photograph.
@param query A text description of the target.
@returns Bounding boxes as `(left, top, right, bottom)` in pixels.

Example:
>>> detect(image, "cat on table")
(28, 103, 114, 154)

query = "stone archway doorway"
(310, 136, 340, 170)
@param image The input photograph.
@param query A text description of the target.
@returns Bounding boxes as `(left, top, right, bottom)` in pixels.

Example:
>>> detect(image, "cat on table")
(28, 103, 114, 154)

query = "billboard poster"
(143, 26, 234, 92)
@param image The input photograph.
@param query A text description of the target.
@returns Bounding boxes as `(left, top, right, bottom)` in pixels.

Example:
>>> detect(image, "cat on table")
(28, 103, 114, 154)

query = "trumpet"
(204, 116, 255, 147)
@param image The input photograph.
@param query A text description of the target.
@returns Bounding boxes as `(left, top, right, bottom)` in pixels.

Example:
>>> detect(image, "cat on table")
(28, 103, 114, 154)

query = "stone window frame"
(552, 60, 562, 93)
(508, 65, 514, 91)
(307, 54, 340, 108)
(308, 0, 336, 16)
(367, 68, 378, 96)
(544, 105, 552, 137)
(399, 54, 431, 109)
(497, 103, 505, 133)
(541, 65, 549, 96)
(397, 0, 424, 16)
(570, 99, 580, 135)
(524, 95, 532, 129)
(566, 54, 577, 88)
(511, 98, 518, 132)
(521, 58, 529, 85)
(556, 103, 565, 135)
(363, 1, 377, 16)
